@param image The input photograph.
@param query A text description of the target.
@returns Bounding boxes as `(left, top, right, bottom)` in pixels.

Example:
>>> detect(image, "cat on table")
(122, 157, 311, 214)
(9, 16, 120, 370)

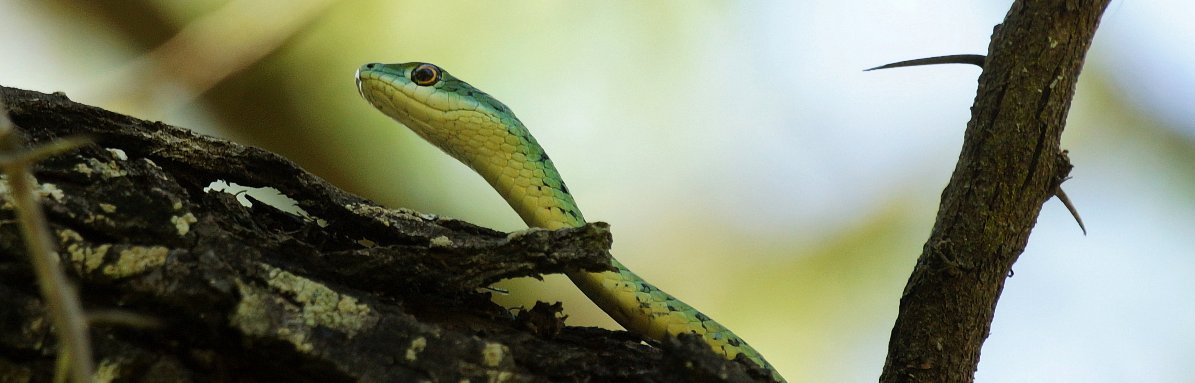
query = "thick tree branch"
(0, 86, 768, 382)
(880, 1, 1110, 382)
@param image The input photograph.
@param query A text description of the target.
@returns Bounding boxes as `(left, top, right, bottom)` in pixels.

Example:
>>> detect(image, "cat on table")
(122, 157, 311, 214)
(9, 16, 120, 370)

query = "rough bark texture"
(880, 1, 1110, 382)
(0, 86, 771, 382)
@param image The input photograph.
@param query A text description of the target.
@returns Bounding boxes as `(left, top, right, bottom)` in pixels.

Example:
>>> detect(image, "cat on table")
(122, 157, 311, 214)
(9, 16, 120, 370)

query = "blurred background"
(2, 1, 1192, 381)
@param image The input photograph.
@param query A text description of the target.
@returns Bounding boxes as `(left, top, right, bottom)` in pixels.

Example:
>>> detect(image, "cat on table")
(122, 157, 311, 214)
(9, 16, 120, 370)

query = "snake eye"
(410, 63, 441, 86)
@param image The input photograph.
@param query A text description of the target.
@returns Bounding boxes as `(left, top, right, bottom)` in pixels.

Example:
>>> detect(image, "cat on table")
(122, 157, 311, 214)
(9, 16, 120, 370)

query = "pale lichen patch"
(27, 317, 46, 348)
(262, 265, 374, 335)
(60, 229, 110, 274)
(402, 207, 439, 221)
(171, 213, 198, 236)
(93, 358, 124, 383)
(345, 203, 439, 228)
(0, 176, 66, 208)
(229, 283, 270, 336)
(231, 266, 378, 355)
(345, 203, 394, 227)
(504, 227, 546, 241)
(230, 281, 316, 352)
(60, 229, 164, 280)
(83, 211, 117, 227)
(38, 183, 64, 202)
(404, 336, 427, 362)
(99, 203, 117, 213)
(106, 148, 128, 161)
(482, 342, 508, 367)
(74, 163, 93, 176)
(58, 228, 83, 243)
(103, 246, 168, 279)
(78, 157, 128, 178)
(429, 235, 453, 248)
(70, 243, 111, 274)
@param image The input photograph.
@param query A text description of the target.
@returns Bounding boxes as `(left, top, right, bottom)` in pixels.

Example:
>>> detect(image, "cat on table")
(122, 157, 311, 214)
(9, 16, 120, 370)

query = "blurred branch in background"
(40, 0, 370, 196)
(55, 0, 336, 120)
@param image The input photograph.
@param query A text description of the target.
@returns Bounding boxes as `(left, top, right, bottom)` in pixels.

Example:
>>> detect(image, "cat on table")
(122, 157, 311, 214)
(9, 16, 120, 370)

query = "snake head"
(355, 61, 582, 229)
(355, 62, 525, 168)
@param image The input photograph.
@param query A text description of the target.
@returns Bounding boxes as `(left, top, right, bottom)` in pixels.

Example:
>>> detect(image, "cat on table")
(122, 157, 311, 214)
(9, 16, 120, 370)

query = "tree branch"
(0, 86, 768, 382)
(880, 1, 1111, 382)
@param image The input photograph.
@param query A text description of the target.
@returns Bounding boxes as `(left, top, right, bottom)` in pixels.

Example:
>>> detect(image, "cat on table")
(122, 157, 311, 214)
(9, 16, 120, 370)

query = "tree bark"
(0, 86, 770, 382)
(880, 1, 1111, 382)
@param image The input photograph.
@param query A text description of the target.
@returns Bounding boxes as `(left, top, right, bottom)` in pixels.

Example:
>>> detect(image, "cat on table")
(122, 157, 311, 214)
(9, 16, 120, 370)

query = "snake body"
(356, 62, 783, 381)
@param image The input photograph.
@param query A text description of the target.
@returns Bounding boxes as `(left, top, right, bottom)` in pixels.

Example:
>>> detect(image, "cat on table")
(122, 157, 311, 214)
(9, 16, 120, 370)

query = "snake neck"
(465, 121, 585, 231)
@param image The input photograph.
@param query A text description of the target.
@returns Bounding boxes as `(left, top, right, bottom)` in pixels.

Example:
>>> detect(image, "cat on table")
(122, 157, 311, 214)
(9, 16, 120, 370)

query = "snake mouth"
(354, 64, 372, 101)
(355, 70, 447, 150)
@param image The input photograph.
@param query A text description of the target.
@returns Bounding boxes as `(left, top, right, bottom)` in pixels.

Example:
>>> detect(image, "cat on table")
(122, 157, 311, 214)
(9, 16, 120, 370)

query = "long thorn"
(865, 54, 986, 71)
(1056, 187, 1087, 235)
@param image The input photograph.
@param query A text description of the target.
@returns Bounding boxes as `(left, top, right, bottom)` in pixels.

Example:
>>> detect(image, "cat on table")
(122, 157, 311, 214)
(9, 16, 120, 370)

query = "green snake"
(356, 62, 784, 381)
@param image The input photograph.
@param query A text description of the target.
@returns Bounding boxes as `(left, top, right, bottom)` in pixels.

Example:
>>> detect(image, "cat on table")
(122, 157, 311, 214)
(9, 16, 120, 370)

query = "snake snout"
(354, 64, 379, 101)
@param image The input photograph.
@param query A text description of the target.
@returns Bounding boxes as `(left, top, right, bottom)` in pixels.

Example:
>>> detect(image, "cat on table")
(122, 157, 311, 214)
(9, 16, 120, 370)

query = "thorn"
(1055, 187, 1086, 235)
(865, 54, 987, 71)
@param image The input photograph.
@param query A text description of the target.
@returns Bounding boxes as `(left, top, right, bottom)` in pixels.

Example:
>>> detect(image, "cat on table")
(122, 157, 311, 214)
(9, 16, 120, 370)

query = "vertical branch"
(0, 104, 94, 383)
(879, 1, 1110, 382)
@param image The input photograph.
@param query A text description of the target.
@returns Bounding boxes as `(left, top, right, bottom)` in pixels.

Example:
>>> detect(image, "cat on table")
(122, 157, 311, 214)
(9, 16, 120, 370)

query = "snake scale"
(356, 62, 784, 382)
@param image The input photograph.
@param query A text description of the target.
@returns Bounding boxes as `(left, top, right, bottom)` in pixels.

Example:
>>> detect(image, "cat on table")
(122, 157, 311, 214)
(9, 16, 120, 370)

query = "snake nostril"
(365, 63, 376, 69)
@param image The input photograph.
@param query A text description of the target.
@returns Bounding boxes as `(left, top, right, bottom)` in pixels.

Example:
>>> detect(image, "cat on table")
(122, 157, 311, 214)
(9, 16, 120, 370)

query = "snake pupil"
(411, 64, 440, 86)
